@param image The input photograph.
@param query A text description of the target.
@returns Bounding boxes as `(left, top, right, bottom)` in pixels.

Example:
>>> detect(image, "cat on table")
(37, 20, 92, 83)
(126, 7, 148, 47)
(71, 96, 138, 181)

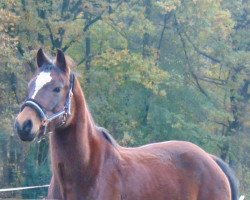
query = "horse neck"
(50, 79, 103, 178)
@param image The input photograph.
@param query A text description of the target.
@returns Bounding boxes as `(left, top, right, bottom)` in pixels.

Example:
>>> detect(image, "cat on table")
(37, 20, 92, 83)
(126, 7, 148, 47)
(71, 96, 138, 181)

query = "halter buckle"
(42, 119, 49, 127)
(62, 112, 68, 124)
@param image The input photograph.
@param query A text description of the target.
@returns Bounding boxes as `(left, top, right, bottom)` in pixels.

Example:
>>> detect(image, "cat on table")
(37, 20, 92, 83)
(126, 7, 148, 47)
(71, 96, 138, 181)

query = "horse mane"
(96, 126, 118, 147)
(64, 55, 117, 148)
(64, 55, 117, 147)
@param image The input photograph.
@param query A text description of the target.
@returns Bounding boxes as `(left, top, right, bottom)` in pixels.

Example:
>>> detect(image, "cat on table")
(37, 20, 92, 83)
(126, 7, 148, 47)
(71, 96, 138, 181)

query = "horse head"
(15, 49, 75, 141)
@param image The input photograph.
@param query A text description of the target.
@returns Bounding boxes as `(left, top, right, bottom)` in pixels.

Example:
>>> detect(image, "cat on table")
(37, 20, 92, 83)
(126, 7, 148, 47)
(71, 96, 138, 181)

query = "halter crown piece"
(21, 73, 75, 139)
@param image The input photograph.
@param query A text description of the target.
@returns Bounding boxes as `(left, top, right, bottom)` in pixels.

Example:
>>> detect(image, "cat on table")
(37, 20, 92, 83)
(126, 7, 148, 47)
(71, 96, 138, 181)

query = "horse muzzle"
(15, 119, 36, 141)
(14, 107, 42, 142)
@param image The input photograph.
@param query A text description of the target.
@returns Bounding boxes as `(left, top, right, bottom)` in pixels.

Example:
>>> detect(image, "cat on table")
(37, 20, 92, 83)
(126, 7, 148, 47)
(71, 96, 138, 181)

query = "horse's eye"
(53, 87, 61, 93)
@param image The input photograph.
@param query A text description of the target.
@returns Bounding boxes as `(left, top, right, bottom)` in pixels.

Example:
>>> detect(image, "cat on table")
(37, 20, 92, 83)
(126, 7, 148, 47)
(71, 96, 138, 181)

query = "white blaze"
(31, 72, 52, 98)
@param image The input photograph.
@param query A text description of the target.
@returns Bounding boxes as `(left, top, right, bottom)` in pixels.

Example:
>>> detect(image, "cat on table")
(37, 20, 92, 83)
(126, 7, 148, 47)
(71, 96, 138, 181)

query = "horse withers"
(15, 49, 239, 200)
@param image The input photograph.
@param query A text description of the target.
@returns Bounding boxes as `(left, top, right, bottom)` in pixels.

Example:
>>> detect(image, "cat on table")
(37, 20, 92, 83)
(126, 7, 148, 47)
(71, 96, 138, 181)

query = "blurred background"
(0, 0, 249, 198)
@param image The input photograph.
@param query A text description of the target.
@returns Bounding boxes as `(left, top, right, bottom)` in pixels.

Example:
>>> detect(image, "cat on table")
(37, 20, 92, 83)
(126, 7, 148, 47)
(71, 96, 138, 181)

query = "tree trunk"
(142, 0, 152, 58)
(141, 0, 152, 126)
(85, 36, 91, 71)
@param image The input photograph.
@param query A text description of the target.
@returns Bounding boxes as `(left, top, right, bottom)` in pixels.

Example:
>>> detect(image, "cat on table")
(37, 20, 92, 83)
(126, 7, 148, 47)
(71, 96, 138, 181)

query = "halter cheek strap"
(21, 73, 75, 137)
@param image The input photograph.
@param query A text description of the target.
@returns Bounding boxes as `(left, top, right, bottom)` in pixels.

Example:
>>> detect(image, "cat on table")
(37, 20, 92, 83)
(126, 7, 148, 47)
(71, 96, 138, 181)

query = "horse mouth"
(17, 125, 45, 142)
(17, 131, 36, 142)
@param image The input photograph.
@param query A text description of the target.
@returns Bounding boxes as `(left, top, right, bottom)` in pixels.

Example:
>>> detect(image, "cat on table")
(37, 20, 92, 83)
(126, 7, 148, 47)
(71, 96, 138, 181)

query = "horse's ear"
(56, 49, 68, 73)
(37, 48, 50, 68)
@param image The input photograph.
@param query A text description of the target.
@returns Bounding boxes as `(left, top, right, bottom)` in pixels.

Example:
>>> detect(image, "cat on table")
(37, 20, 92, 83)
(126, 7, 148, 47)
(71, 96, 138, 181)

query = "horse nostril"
(23, 120, 33, 134)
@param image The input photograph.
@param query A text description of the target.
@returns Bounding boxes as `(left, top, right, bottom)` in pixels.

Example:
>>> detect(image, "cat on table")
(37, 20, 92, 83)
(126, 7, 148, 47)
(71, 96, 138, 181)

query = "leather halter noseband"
(21, 73, 75, 137)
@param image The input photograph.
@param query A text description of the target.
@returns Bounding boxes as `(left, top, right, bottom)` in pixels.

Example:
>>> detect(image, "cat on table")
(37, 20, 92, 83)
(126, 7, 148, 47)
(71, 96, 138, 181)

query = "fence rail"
(0, 185, 246, 200)
(0, 185, 49, 192)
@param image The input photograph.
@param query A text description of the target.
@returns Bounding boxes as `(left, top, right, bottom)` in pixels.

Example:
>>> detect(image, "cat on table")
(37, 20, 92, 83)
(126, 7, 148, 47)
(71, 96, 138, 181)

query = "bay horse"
(15, 49, 239, 200)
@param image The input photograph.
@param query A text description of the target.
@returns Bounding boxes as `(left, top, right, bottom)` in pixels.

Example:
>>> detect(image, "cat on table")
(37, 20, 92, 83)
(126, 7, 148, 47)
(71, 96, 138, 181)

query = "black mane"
(96, 126, 118, 147)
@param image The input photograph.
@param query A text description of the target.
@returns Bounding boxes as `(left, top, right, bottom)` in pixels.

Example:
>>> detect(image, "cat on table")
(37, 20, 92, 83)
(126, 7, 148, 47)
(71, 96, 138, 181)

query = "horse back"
(116, 141, 231, 200)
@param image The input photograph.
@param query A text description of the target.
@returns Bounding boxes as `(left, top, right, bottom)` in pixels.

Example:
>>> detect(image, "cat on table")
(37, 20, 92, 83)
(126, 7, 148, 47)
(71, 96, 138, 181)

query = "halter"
(21, 73, 75, 138)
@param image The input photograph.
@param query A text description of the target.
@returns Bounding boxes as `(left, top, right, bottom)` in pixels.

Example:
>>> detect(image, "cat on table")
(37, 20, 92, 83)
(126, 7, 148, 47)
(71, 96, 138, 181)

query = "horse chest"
(53, 162, 114, 199)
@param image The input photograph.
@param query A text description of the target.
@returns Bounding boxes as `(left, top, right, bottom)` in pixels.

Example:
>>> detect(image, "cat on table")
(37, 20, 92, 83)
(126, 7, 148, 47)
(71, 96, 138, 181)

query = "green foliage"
(0, 1, 22, 133)
(92, 48, 169, 94)
(21, 141, 50, 199)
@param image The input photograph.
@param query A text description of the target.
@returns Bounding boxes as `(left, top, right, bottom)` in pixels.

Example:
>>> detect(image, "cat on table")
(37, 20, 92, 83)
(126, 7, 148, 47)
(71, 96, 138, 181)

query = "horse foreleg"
(47, 175, 63, 200)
